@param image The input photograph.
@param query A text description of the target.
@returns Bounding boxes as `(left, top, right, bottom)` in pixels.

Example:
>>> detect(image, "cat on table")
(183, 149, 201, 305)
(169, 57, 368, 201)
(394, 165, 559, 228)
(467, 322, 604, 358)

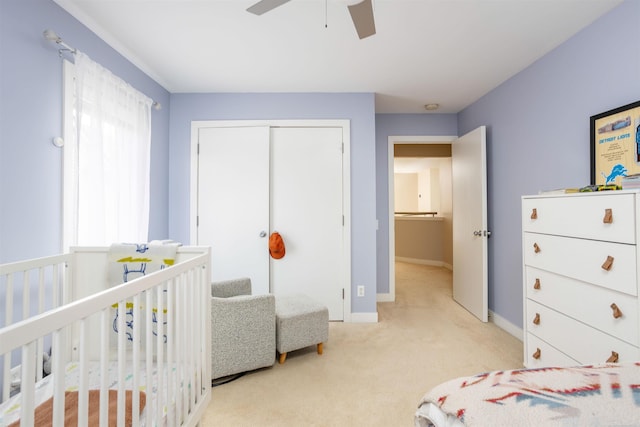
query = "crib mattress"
(415, 362, 640, 427)
(0, 361, 176, 426)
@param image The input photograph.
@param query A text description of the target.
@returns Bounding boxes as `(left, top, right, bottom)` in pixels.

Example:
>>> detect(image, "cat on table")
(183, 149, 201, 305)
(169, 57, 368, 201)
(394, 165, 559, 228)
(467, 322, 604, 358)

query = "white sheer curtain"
(70, 52, 152, 246)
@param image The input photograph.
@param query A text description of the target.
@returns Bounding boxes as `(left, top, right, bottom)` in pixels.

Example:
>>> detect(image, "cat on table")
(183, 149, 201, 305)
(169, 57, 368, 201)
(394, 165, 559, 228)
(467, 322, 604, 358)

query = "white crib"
(0, 245, 211, 426)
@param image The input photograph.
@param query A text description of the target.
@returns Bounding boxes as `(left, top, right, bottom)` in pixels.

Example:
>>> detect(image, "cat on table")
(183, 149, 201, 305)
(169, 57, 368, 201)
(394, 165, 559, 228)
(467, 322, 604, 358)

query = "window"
(63, 54, 152, 249)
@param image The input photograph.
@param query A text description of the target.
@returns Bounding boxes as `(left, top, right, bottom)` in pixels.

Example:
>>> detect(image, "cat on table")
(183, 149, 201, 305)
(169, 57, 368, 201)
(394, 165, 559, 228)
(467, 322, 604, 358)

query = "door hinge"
(341, 142, 344, 154)
(196, 215, 199, 227)
(342, 288, 344, 300)
(197, 143, 200, 155)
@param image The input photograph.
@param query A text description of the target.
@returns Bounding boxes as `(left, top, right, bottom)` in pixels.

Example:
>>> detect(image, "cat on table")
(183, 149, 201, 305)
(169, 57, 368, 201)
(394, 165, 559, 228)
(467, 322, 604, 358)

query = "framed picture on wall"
(590, 100, 640, 185)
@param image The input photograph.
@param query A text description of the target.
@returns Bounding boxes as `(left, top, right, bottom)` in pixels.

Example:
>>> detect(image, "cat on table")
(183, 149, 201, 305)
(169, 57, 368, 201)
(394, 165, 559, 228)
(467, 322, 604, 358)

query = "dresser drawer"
(526, 300, 640, 365)
(524, 267, 639, 345)
(523, 232, 637, 296)
(525, 333, 579, 368)
(522, 193, 636, 244)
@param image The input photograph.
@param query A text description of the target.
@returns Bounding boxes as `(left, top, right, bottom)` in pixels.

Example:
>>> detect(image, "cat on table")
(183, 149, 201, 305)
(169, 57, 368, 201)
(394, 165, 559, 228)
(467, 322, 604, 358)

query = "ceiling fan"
(246, 0, 376, 39)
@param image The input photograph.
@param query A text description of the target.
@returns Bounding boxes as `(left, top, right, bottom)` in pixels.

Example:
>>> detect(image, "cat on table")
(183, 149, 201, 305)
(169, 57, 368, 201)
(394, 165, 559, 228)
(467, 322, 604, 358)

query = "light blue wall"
(374, 114, 458, 295)
(168, 93, 378, 314)
(2, 0, 636, 324)
(458, 0, 639, 328)
(0, 0, 171, 263)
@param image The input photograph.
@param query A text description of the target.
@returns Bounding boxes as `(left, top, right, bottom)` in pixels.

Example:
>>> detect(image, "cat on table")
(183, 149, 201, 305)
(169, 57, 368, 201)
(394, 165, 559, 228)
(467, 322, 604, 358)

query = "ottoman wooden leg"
(317, 343, 323, 355)
(279, 352, 287, 364)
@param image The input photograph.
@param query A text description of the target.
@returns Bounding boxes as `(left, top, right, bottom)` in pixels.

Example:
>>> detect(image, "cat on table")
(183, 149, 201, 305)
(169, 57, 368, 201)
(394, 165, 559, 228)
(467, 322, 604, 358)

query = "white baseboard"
(395, 257, 443, 266)
(349, 312, 379, 323)
(377, 293, 394, 302)
(395, 257, 453, 271)
(489, 310, 523, 341)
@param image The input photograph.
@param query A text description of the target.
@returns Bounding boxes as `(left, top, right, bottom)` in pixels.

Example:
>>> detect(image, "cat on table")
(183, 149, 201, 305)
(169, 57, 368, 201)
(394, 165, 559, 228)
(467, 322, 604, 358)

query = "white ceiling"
(53, 0, 622, 114)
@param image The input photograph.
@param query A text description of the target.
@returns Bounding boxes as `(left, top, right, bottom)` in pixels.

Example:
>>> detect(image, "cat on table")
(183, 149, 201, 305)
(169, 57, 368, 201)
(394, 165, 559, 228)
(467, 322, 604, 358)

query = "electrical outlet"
(357, 285, 365, 297)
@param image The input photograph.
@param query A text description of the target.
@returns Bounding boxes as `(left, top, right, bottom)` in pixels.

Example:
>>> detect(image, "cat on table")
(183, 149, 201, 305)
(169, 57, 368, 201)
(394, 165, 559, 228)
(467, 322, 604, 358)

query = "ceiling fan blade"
(247, 0, 292, 15)
(348, 0, 376, 39)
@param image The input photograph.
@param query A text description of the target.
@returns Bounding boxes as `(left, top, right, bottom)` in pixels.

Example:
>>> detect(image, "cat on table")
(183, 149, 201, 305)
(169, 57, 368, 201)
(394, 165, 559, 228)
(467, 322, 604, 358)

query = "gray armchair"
(211, 277, 276, 379)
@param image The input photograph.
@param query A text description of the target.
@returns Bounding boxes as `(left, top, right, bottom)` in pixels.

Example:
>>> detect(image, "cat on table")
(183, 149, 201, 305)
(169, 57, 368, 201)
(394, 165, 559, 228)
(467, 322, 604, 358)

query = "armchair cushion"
(211, 278, 276, 379)
(211, 277, 252, 298)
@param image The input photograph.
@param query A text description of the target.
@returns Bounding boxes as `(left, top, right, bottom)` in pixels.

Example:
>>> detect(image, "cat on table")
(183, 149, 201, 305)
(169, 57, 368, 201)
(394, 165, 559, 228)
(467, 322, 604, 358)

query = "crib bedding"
(415, 362, 640, 427)
(0, 361, 178, 426)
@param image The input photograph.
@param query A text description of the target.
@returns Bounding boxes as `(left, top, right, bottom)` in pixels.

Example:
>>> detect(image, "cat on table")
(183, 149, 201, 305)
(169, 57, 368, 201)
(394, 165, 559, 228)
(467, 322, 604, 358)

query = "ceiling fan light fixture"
(424, 103, 440, 111)
(348, 0, 376, 39)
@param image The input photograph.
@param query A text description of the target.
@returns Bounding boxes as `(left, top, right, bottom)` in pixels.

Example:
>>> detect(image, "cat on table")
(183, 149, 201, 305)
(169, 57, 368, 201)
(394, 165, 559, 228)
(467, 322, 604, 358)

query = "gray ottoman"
(275, 294, 329, 364)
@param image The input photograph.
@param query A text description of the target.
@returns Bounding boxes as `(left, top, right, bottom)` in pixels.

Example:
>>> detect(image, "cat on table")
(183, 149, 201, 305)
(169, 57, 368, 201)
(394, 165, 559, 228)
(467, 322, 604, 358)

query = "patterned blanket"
(415, 362, 640, 426)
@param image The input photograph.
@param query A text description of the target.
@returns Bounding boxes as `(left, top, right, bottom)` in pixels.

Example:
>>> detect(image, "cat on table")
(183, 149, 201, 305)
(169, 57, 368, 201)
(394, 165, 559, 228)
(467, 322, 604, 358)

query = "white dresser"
(522, 191, 640, 368)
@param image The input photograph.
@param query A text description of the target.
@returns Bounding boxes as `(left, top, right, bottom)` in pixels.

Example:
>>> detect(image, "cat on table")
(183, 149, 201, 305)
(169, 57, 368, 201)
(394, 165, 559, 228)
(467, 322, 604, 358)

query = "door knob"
(259, 231, 267, 238)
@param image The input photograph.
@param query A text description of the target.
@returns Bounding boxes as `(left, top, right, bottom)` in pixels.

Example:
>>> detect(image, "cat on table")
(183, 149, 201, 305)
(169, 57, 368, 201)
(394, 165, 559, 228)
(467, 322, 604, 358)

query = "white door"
(451, 126, 488, 322)
(197, 126, 271, 294)
(270, 127, 344, 320)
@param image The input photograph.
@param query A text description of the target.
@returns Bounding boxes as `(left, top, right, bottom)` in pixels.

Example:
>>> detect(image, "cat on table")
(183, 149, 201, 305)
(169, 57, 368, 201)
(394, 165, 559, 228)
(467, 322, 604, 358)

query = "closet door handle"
(532, 313, 540, 325)
(530, 208, 538, 220)
(533, 278, 541, 290)
(603, 208, 613, 224)
(533, 243, 541, 253)
(601, 255, 614, 271)
(532, 348, 541, 359)
(606, 351, 619, 363)
(610, 303, 623, 319)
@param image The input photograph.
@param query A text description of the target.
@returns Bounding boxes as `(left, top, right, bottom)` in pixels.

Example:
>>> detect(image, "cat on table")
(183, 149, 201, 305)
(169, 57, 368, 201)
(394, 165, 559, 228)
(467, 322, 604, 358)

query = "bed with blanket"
(414, 362, 640, 426)
(0, 244, 211, 426)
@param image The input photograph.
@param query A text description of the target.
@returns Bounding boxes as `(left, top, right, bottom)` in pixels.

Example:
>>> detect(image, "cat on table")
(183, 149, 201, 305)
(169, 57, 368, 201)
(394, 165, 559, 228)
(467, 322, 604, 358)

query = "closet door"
(270, 127, 344, 320)
(197, 126, 271, 294)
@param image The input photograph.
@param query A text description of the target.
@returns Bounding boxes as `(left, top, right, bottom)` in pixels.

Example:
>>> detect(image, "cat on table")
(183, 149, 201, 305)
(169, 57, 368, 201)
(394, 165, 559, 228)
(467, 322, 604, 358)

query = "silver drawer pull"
(603, 208, 613, 224)
(606, 351, 619, 363)
(610, 303, 623, 319)
(601, 255, 614, 271)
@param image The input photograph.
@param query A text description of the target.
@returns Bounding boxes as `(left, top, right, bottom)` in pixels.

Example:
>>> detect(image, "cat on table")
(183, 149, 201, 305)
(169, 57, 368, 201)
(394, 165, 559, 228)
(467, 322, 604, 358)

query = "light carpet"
(201, 262, 523, 426)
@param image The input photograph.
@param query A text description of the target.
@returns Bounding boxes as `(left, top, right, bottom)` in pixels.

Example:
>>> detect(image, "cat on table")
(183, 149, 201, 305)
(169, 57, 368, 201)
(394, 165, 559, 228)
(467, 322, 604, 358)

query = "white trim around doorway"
(380, 135, 457, 303)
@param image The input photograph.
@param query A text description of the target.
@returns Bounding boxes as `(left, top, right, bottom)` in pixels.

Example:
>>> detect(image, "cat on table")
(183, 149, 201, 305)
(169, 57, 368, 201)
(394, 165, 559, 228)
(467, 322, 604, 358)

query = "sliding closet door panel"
(270, 127, 344, 320)
(197, 126, 271, 295)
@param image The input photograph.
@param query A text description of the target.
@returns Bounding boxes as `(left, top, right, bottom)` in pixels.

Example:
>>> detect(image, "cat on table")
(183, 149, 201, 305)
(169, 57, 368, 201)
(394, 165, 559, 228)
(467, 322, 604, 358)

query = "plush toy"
(43, 351, 52, 376)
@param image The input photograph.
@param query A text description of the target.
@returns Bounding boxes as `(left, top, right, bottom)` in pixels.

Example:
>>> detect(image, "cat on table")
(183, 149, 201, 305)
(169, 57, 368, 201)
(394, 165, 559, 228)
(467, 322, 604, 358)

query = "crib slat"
(166, 278, 175, 424)
(145, 289, 153, 424)
(52, 329, 66, 426)
(100, 308, 109, 427)
(117, 300, 126, 427)
(155, 285, 164, 424)
(180, 274, 190, 416)
(52, 264, 59, 308)
(2, 275, 13, 401)
(19, 342, 36, 427)
(22, 270, 30, 321)
(38, 267, 45, 315)
(132, 293, 141, 427)
(78, 318, 89, 427)
(195, 270, 203, 404)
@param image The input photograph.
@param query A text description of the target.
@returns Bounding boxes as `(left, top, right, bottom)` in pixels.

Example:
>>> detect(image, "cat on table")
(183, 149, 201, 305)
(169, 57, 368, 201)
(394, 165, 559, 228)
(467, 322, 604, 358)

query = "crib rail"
(0, 254, 73, 402)
(0, 248, 211, 427)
